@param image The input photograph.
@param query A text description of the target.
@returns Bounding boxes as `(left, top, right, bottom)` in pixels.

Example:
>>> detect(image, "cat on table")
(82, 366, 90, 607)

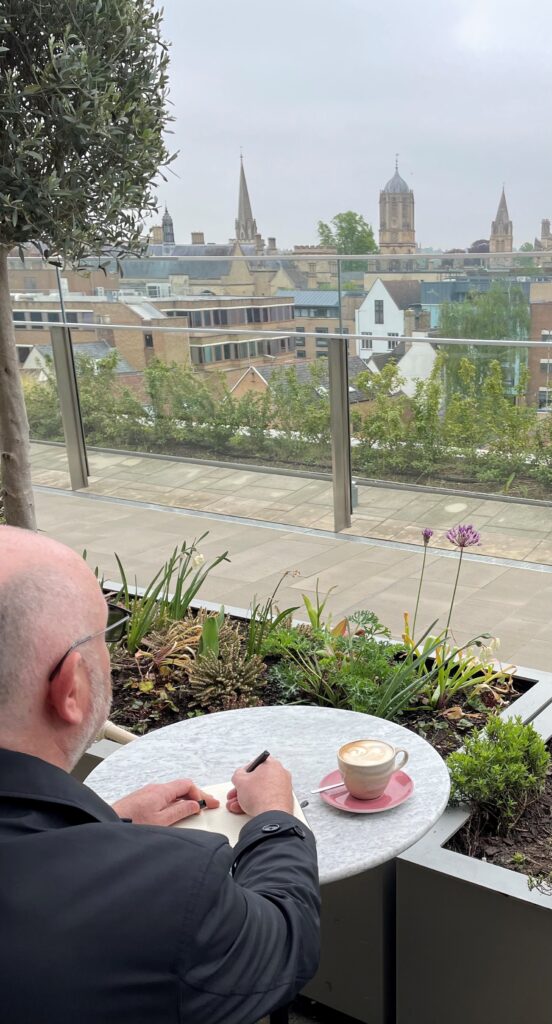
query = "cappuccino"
(340, 741, 390, 766)
(337, 738, 409, 800)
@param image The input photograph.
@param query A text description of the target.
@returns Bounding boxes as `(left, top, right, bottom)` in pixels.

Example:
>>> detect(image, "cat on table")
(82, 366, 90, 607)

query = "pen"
(197, 799, 207, 809)
(245, 749, 270, 773)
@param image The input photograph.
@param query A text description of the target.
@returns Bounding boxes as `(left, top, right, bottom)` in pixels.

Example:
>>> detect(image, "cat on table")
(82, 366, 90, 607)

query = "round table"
(86, 705, 450, 885)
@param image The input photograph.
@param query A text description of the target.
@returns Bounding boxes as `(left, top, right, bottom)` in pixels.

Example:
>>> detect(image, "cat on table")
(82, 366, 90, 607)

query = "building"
(355, 279, 428, 352)
(535, 219, 552, 252)
(361, 338, 437, 399)
(490, 189, 513, 253)
(277, 289, 365, 360)
(162, 207, 175, 245)
(528, 283, 552, 408)
(229, 354, 371, 413)
(235, 156, 258, 244)
(379, 159, 416, 255)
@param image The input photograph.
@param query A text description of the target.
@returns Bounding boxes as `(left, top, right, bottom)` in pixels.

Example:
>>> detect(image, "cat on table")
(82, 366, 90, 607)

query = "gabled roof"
(381, 280, 421, 309)
(236, 354, 370, 403)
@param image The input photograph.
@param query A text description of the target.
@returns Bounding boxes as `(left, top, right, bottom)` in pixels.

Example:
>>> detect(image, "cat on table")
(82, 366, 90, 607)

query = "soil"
(449, 760, 552, 883)
(109, 635, 530, 761)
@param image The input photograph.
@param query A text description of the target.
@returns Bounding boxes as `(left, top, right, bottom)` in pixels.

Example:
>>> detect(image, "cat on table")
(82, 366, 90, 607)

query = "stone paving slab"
(31, 487, 552, 675)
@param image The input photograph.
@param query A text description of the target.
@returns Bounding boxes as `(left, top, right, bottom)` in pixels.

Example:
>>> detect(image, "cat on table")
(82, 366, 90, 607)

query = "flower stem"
(412, 545, 428, 640)
(445, 548, 464, 638)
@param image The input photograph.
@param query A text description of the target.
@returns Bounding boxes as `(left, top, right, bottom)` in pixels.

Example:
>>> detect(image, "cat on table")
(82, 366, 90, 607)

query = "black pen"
(245, 750, 270, 773)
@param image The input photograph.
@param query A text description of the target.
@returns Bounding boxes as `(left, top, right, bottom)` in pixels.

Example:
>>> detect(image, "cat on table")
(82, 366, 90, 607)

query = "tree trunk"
(0, 246, 37, 529)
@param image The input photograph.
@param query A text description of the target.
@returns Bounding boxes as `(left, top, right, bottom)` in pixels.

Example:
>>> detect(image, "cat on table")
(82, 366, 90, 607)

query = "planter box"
(78, 588, 552, 1024)
(396, 674, 552, 1024)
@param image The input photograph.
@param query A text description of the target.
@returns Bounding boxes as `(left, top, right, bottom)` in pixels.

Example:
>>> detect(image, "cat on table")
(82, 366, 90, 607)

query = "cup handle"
(394, 748, 409, 772)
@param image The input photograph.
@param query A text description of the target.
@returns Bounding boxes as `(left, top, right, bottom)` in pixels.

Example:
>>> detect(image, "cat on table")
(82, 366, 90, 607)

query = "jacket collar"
(0, 747, 119, 823)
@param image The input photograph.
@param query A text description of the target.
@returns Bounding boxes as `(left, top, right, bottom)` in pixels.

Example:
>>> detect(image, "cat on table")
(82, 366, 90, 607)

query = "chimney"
(255, 233, 264, 254)
(267, 237, 277, 252)
(191, 231, 205, 245)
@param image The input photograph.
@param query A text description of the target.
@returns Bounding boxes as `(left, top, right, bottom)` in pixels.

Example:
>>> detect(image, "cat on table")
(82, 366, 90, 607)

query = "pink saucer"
(319, 769, 414, 813)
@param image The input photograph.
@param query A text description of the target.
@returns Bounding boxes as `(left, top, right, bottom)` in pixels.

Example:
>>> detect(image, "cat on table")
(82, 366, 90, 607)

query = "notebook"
(175, 781, 309, 847)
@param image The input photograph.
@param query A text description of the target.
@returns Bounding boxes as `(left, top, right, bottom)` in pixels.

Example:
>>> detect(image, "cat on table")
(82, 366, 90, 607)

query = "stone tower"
(490, 189, 513, 253)
(162, 206, 175, 245)
(235, 156, 258, 243)
(379, 158, 416, 254)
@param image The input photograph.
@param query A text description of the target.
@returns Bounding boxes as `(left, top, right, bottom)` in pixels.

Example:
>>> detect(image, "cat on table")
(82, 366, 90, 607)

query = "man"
(0, 526, 320, 1023)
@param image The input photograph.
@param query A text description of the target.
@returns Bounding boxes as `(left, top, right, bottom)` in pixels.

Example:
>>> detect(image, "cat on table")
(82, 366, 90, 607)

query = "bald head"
(0, 528, 112, 768)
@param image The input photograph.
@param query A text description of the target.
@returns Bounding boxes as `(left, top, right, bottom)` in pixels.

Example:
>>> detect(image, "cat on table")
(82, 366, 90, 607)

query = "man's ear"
(47, 651, 89, 726)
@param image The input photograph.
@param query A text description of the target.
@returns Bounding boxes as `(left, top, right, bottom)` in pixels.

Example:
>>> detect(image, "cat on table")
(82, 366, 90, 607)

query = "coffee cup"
(337, 739, 409, 800)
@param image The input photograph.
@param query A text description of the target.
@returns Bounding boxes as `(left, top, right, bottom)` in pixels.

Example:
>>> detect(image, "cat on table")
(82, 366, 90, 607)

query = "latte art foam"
(341, 741, 390, 765)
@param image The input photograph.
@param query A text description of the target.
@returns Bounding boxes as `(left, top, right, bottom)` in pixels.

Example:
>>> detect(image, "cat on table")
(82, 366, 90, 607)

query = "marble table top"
(86, 705, 450, 885)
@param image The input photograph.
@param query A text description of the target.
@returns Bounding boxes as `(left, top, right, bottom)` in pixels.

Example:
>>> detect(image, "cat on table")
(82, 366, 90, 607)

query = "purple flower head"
(446, 524, 481, 549)
(422, 528, 434, 546)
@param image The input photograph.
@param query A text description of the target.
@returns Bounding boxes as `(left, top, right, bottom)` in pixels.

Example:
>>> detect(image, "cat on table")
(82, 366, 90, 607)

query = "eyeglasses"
(48, 602, 130, 682)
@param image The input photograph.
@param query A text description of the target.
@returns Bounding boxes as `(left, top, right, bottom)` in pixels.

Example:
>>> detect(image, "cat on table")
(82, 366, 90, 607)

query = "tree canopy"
(0, 0, 173, 527)
(0, 0, 172, 261)
(317, 211, 377, 256)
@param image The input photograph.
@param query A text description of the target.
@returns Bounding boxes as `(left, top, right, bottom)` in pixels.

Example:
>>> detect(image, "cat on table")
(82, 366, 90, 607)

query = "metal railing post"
(328, 335, 352, 532)
(50, 325, 89, 490)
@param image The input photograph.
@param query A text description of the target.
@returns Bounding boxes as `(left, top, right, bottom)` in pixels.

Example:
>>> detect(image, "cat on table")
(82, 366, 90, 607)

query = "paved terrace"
(33, 472, 552, 674)
(31, 441, 552, 563)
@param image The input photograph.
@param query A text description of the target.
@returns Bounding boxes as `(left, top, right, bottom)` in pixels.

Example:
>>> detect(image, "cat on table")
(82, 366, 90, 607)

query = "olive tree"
(0, 0, 172, 527)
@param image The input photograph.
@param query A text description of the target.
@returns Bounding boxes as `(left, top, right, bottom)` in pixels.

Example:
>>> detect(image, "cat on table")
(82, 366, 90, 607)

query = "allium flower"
(422, 528, 434, 545)
(446, 524, 481, 549)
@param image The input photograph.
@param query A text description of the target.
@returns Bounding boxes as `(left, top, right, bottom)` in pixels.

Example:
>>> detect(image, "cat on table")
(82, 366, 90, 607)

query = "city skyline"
(155, 0, 552, 251)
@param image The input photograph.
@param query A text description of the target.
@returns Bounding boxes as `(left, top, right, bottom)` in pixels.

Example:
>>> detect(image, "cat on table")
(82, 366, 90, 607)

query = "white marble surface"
(86, 705, 450, 884)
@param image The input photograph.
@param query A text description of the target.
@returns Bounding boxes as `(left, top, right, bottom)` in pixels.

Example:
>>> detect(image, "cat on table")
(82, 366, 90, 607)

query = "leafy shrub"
(448, 717, 550, 834)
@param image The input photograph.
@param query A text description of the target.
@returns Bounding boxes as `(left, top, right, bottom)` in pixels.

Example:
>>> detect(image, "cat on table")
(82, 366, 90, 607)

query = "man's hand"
(111, 779, 219, 826)
(226, 757, 294, 817)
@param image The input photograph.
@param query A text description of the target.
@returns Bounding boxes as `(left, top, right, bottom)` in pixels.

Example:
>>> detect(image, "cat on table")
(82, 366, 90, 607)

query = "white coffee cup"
(337, 738, 409, 800)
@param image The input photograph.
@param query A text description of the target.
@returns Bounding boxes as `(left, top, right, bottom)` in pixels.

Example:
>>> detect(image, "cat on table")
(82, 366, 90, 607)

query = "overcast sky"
(155, 0, 552, 251)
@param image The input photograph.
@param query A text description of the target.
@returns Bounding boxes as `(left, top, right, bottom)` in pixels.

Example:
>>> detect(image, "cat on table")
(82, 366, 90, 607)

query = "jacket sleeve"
(177, 811, 320, 1024)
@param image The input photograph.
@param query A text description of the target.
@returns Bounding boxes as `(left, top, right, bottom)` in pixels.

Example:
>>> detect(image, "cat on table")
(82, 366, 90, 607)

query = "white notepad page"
(175, 781, 309, 847)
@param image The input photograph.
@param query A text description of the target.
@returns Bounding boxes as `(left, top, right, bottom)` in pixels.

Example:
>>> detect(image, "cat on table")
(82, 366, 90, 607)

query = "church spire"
(490, 186, 513, 253)
(235, 155, 258, 243)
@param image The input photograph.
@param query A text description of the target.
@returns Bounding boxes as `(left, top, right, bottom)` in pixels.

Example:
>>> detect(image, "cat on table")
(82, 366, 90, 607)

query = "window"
(191, 311, 202, 328)
(203, 310, 212, 326)
(295, 326, 305, 333)
(30, 311, 43, 330)
(297, 350, 306, 358)
(66, 312, 78, 324)
(13, 311, 25, 325)
(308, 262, 316, 273)
(538, 388, 552, 409)
(540, 360, 552, 372)
(387, 338, 398, 350)
(316, 326, 329, 334)
(144, 333, 154, 349)
(47, 311, 61, 323)
(330, 261, 338, 273)
(374, 299, 384, 324)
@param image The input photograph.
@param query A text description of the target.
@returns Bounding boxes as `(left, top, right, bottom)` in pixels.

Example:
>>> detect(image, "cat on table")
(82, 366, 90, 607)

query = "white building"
(355, 278, 436, 397)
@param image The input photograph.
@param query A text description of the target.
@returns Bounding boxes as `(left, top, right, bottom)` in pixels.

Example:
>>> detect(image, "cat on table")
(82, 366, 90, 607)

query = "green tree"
(438, 283, 529, 402)
(519, 242, 534, 251)
(0, 0, 172, 527)
(317, 211, 377, 271)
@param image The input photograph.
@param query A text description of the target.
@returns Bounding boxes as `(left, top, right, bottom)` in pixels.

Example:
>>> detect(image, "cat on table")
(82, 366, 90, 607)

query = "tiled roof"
(381, 280, 421, 309)
(251, 354, 370, 403)
(277, 289, 341, 308)
(35, 341, 135, 373)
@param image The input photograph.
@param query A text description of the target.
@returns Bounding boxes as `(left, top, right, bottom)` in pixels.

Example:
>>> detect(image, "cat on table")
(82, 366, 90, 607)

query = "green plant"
(188, 628, 266, 712)
(0, 0, 173, 527)
(113, 537, 229, 654)
(198, 608, 225, 659)
(448, 717, 550, 835)
(246, 575, 299, 659)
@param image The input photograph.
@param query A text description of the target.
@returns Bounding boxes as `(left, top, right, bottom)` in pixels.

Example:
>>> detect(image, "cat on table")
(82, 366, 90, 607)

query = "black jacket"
(0, 748, 320, 1024)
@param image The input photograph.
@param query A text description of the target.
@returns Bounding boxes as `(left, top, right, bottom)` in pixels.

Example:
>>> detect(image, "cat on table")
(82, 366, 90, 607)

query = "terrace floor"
(34, 478, 552, 674)
(31, 440, 552, 564)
